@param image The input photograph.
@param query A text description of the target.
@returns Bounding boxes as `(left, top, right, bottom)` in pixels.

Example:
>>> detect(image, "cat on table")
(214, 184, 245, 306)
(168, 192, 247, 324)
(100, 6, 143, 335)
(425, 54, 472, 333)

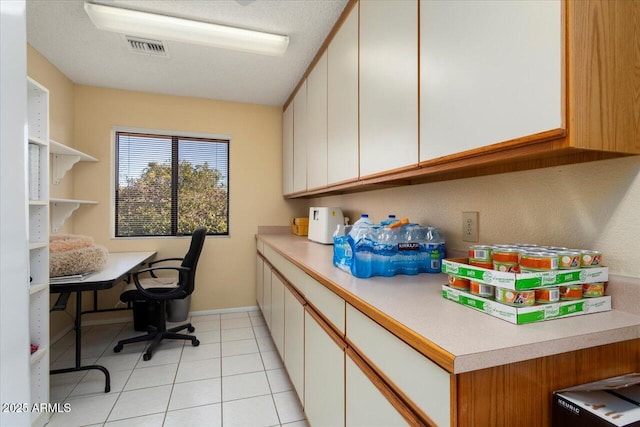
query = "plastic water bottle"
(425, 226, 446, 273)
(380, 214, 398, 226)
(332, 224, 352, 272)
(349, 214, 374, 278)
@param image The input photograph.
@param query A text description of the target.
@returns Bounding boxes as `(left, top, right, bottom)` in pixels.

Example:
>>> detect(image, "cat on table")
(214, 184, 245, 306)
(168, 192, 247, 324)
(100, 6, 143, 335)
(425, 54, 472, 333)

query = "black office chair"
(113, 226, 207, 361)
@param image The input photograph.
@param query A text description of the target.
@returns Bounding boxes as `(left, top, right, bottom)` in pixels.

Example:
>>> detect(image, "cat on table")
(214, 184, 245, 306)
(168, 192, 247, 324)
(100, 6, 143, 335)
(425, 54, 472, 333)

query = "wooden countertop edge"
(259, 238, 456, 373)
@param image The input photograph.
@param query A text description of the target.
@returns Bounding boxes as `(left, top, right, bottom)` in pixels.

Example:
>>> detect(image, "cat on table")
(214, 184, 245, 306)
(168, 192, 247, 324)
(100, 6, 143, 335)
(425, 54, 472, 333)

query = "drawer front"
(346, 304, 451, 426)
(264, 245, 345, 333)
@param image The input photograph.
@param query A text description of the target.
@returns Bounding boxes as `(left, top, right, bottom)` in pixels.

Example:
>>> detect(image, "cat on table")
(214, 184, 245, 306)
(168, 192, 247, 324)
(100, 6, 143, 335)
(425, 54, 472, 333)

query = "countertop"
(257, 233, 640, 374)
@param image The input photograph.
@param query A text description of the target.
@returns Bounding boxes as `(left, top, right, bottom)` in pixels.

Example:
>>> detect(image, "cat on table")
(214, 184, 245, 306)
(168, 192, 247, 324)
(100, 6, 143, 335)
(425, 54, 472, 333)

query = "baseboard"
(190, 305, 259, 317)
(51, 305, 261, 342)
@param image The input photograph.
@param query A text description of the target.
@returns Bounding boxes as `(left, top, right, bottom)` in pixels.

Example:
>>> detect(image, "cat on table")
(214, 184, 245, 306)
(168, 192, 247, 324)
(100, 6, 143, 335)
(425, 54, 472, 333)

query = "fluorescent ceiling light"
(84, 2, 289, 56)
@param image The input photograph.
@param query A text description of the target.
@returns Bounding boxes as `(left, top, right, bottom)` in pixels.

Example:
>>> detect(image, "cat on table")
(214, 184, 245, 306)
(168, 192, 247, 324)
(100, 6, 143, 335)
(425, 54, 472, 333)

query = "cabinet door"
(256, 255, 264, 310)
(270, 272, 285, 357)
(282, 103, 294, 195)
(263, 262, 272, 331)
(419, 0, 562, 161)
(360, 0, 418, 178)
(284, 285, 305, 405)
(305, 308, 345, 427)
(293, 82, 308, 193)
(307, 52, 328, 190)
(327, 3, 359, 185)
(346, 305, 450, 426)
(346, 353, 410, 427)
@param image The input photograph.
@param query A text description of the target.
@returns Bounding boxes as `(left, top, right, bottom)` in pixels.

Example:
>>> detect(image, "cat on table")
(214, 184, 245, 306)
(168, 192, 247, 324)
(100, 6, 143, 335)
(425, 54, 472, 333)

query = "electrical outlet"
(462, 211, 479, 242)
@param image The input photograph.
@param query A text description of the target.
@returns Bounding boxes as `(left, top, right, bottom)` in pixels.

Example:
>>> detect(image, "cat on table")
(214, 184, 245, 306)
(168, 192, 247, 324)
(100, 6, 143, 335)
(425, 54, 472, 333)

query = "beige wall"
(27, 45, 305, 336)
(310, 155, 640, 278)
(72, 85, 305, 318)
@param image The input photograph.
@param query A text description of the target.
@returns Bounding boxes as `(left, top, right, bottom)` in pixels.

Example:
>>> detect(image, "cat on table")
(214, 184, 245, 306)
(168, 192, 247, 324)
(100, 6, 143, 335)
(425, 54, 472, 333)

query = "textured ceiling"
(26, 0, 348, 106)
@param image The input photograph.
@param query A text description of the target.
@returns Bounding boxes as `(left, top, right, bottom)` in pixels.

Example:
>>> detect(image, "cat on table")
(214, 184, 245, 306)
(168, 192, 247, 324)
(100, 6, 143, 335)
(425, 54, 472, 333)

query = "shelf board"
(29, 283, 48, 295)
(29, 242, 48, 251)
(50, 140, 98, 184)
(29, 199, 48, 206)
(50, 198, 98, 204)
(28, 135, 48, 147)
(29, 346, 48, 365)
(49, 139, 98, 161)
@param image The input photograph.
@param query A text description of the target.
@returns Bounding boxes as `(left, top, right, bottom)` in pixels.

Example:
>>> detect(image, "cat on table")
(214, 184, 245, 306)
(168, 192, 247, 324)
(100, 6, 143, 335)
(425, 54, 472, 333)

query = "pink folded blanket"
(50, 234, 108, 278)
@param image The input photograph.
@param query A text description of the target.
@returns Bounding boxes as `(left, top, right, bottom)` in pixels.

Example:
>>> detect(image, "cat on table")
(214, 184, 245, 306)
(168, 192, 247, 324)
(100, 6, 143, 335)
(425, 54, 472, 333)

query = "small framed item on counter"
(552, 373, 640, 427)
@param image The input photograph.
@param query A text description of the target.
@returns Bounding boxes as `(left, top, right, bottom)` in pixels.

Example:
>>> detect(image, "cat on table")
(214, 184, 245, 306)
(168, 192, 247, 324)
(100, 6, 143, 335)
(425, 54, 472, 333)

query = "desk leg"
(50, 291, 111, 393)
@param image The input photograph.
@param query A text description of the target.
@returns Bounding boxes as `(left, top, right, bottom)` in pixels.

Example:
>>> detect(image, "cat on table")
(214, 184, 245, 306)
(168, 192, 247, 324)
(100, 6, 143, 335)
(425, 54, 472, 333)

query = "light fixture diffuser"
(84, 2, 289, 57)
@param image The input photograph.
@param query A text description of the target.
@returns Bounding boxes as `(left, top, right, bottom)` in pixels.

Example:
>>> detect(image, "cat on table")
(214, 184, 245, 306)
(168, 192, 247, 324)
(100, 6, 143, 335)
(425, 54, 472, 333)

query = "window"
(115, 131, 229, 237)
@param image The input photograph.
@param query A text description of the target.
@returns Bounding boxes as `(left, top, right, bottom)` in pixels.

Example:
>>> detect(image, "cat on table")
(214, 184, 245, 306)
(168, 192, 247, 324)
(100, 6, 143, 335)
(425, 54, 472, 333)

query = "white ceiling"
(26, 0, 348, 106)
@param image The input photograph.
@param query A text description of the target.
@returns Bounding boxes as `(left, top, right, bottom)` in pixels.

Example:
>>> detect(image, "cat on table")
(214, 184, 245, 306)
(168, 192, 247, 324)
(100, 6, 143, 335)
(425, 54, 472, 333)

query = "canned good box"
(442, 285, 611, 325)
(442, 258, 608, 291)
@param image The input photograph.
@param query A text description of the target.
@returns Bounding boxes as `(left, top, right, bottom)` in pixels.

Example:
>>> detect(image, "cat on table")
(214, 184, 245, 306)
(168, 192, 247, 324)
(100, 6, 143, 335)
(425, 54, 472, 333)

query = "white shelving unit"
(27, 77, 50, 427)
(48, 140, 98, 232)
(49, 139, 98, 184)
(50, 198, 98, 232)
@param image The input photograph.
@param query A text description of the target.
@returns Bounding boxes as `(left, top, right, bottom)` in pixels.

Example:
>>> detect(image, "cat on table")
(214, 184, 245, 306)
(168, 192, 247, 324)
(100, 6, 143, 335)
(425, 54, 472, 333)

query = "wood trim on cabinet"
(346, 343, 439, 427)
(346, 347, 429, 426)
(567, 0, 640, 153)
(455, 339, 640, 427)
(305, 304, 346, 351)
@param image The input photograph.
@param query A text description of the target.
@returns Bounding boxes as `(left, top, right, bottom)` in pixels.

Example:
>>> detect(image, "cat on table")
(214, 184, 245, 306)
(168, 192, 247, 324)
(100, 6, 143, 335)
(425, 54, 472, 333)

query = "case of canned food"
(442, 258, 608, 291)
(442, 285, 611, 325)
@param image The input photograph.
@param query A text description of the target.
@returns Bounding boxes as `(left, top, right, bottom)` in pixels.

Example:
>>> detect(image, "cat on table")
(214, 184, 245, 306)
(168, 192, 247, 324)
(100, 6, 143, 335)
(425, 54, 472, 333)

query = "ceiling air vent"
(124, 36, 169, 57)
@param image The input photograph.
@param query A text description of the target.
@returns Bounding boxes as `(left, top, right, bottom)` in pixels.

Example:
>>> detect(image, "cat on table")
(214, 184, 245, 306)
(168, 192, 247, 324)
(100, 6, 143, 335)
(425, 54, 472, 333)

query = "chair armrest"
(147, 258, 184, 277)
(132, 266, 191, 301)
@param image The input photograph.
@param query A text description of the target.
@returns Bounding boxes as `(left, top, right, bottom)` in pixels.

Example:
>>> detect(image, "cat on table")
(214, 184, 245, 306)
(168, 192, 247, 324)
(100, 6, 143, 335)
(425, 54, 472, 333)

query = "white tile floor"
(47, 310, 308, 427)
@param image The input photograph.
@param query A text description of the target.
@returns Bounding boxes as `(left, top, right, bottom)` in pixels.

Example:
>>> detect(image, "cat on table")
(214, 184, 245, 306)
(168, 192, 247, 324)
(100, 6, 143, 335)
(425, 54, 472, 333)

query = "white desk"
(50, 251, 156, 392)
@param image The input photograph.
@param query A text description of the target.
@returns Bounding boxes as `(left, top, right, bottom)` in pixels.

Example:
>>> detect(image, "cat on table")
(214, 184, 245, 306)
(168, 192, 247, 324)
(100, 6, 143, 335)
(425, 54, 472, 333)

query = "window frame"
(110, 126, 232, 239)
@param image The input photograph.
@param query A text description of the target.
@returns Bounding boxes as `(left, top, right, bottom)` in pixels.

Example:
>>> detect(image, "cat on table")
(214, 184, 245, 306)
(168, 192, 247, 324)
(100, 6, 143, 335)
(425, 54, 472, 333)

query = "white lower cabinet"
(284, 285, 305, 404)
(346, 353, 409, 427)
(304, 308, 345, 427)
(263, 262, 273, 331)
(256, 246, 446, 426)
(270, 272, 285, 357)
(346, 304, 450, 426)
(256, 256, 264, 310)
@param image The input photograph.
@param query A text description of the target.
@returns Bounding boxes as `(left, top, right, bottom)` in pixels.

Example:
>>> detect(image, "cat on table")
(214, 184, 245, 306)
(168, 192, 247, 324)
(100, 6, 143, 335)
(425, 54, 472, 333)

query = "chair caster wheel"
(143, 352, 152, 361)
(113, 345, 123, 353)
(187, 326, 195, 333)
(192, 339, 200, 347)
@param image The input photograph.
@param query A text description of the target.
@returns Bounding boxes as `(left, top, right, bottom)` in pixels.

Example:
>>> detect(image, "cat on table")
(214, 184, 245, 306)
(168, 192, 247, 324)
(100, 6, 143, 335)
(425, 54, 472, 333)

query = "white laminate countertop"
(257, 233, 640, 374)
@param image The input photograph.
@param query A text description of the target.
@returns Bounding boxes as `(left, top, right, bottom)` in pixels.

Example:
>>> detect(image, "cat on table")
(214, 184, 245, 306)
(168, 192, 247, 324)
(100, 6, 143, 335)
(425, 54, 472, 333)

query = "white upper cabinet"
(282, 103, 294, 195)
(419, 0, 562, 161)
(327, 3, 359, 186)
(307, 52, 328, 190)
(293, 81, 308, 193)
(359, 0, 418, 178)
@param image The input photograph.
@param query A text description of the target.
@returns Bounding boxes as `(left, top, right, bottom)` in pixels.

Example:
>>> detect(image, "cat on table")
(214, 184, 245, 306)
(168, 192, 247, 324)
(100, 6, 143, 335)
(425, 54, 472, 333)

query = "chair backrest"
(180, 226, 207, 296)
